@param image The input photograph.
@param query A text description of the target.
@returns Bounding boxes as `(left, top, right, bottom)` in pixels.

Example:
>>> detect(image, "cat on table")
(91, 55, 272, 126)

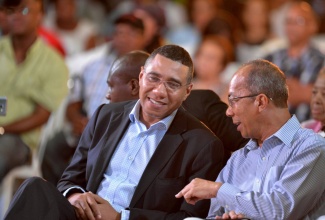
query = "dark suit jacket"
(183, 90, 248, 165)
(57, 100, 224, 220)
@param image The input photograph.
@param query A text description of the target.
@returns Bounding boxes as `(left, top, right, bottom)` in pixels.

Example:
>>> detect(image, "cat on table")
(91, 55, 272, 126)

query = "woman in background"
(301, 67, 325, 136)
(192, 35, 234, 104)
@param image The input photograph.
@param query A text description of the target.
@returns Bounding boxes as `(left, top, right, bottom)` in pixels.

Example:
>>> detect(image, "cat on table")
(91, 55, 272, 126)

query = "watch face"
(0, 97, 7, 116)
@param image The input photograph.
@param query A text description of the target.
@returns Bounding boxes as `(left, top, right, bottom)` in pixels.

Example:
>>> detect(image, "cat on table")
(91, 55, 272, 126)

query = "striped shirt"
(208, 115, 325, 220)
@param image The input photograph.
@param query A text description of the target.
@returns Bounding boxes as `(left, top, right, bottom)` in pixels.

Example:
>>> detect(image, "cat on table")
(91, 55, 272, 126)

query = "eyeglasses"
(228, 94, 260, 108)
(228, 93, 273, 108)
(5, 6, 29, 16)
(143, 73, 190, 92)
(285, 16, 306, 26)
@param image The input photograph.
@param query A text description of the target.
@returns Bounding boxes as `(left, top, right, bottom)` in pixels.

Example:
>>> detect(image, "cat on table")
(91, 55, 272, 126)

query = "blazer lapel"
(129, 107, 188, 207)
(88, 102, 135, 191)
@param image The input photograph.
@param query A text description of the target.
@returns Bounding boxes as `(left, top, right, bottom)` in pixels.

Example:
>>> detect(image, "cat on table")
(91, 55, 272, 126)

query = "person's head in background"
(133, 3, 166, 53)
(106, 50, 149, 103)
(239, 0, 272, 44)
(3, 0, 43, 38)
(203, 10, 240, 47)
(194, 35, 234, 81)
(310, 67, 325, 126)
(112, 13, 146, 57)
(192, 35, 234, 103)
(285, 1, 318, 47)
(188, 0, 221, 33)
(53, 0, 76, 27)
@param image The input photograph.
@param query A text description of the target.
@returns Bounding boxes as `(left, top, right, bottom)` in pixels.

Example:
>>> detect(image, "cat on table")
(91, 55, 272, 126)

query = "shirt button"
(262, 157, 266, 161)
(128, 156, 133, 160)
(256, 179, 260, 184)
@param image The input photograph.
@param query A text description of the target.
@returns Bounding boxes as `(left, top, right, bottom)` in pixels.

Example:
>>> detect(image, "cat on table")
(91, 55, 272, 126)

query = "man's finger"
(87, 194, 102, 219)
(175, 191, 184, 198)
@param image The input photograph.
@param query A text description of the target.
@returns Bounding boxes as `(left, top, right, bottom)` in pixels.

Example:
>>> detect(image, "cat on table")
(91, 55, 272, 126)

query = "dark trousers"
(41, 131, 77, 186)
(4, 177, 77, 220)
(0, 134, 30, 182)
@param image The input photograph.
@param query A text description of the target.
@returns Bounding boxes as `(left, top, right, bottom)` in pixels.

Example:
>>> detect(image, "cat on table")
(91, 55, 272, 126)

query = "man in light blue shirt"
(176, 59, 325, 219)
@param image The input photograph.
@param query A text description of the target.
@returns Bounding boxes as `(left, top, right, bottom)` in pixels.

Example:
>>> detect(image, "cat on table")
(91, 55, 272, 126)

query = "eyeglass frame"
(142, 71, 191, 92)
(228, 93, 273, 108)
(4, 6, 29, 16)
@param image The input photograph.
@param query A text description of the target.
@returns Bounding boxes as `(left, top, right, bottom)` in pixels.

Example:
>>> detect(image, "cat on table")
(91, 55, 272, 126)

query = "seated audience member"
(176, 59, 325, 219)
(264, 1, 325, 122)
(192, 35, 235, 103)
(236, 0, 274, 63)
(302, 67, 325, 135)
(0, 0, 68, 181)
(41, 13, 146, 185)
(43, 0, 100, 57)
(4, 45, 224, 220)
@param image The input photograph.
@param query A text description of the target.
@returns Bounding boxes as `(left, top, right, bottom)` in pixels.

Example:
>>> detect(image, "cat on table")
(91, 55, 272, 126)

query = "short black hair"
(145, 44, 194, 83)
(114, 13, 144, 34)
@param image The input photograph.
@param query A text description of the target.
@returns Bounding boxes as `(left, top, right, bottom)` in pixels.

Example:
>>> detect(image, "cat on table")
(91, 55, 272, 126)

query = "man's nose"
(153, 81, 168, 93)
(226, 105, 233, 117)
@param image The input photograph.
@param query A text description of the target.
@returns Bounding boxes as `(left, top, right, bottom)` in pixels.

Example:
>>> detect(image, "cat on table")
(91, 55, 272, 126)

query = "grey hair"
(240, 59, 288, 108)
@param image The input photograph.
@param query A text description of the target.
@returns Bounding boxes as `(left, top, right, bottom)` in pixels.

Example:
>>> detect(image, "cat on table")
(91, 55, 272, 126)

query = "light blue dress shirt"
(96, 101, 177, 220)
(208, 115, 325, 220)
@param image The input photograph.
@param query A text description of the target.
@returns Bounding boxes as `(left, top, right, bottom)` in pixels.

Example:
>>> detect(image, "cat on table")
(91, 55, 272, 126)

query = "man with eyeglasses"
(4, 44, 224, 220)
(0, 0, 68, 181)
(176, 59, 325, 219)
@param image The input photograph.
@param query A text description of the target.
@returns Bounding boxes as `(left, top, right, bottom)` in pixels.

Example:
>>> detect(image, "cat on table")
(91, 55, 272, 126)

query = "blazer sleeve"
(57, 104, 105, 193)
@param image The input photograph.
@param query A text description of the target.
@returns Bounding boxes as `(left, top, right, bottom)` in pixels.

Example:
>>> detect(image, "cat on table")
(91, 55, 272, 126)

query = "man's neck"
(11, 33, 38, 64)
(258, 109, 292, 146)
(288, 41, 309, 58)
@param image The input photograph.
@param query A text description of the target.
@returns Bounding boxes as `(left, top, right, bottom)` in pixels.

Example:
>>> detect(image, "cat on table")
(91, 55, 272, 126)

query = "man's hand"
(175, 178, 222, 205)
(216, 211, 246, 219)
(93, 194, 121, 220)
(68, 192, 120, 220)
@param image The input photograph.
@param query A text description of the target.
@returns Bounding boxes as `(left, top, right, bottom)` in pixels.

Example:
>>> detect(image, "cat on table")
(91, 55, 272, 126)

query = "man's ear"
(255, 94, 269, 111)
(130, 79, 139, 96)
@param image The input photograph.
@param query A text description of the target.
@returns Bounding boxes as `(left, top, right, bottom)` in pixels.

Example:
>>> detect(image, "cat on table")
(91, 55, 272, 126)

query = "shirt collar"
(243, 115, 301, 156)
(129, 100, 178, 130)
(271, 115, 301, 147)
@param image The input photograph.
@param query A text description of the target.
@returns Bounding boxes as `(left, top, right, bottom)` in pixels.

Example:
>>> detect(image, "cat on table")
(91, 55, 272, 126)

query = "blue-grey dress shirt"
(208, 115, 325, 219)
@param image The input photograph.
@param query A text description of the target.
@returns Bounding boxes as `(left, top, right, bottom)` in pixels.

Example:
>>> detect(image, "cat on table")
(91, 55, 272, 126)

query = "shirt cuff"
(121, 209, 130, 220)
(62, 186, 86, 197)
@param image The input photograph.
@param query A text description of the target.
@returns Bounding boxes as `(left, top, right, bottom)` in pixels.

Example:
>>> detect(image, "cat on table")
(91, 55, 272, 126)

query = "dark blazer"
(183, 90, 248, 164)
(57, 100, 224, 220)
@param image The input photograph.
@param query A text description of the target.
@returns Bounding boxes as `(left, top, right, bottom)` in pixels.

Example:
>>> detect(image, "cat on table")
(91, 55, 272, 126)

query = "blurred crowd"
(1, 0, 325, 177)
(1, 0, 325, 218)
